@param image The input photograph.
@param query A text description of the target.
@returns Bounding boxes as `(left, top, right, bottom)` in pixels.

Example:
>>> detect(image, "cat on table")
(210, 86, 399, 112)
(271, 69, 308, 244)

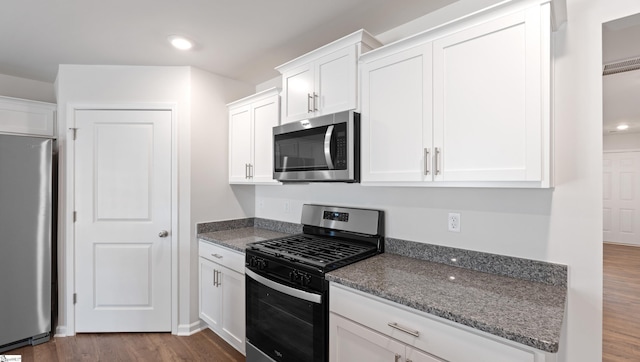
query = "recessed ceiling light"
(168, 35, 193, 50)
(617, 124, 630, 131)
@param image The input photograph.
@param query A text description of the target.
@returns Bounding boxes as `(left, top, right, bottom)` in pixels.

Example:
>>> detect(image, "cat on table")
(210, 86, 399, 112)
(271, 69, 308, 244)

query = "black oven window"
(247, 276, 325, 362)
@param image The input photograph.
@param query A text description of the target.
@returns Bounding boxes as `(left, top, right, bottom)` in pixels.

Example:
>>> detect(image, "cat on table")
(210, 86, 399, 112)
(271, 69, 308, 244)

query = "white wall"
(0, 73, 55, 103)
(604, 132, 640, 150)
(189, 67, 254, 323)
(55, 65, 190, 335)
(255, 0, 640, 360)
(55, 65, 253, 335)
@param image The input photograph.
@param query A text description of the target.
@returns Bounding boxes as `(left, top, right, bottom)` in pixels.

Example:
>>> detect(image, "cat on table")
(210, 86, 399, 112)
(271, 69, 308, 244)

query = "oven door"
(246, 268, 326, 362)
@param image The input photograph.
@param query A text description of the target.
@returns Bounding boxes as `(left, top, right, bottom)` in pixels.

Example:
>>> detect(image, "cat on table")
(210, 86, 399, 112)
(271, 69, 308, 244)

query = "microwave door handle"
(324, 125, 335, 169)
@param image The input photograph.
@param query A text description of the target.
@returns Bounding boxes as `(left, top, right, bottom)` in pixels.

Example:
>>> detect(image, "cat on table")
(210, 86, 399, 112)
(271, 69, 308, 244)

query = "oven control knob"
(257, 259, 267, 270)
(289, 270, 299, 282)
(303, 274, 312, 286)
(249, 257, 257, 267)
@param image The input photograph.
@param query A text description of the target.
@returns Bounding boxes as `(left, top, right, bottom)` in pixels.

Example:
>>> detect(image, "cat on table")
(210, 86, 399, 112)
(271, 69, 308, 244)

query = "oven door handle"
(246, 268, 322, 304)
(323, 125, 335, 170)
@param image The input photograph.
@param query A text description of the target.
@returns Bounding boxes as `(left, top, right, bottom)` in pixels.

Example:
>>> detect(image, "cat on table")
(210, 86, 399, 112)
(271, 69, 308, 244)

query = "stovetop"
(247, 233, 378, 271)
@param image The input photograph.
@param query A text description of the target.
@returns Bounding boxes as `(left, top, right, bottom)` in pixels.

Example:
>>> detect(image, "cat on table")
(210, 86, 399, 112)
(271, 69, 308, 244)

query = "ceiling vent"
(603, 57, 640, 75)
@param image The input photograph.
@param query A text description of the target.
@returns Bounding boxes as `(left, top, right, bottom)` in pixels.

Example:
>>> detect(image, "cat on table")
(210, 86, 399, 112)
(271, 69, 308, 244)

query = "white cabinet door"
(229, 105, 252, 183)
(220, 266, 246, 354)
(330, 313, 405, 362)
(361, 44, 432, 182)
(281, 47, 358, 124)
(228, 88, 280, 184)
(433, 8, 543, 182)
(199, 257, 221, 330)
(282, 63, 314, 124)
(251, 94, 279, 182)
(406, 347, 443, 362)
(315, 46, 357, 117)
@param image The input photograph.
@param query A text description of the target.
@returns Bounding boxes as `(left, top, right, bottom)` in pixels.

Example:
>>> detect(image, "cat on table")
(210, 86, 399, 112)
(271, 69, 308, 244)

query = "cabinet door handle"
(244, 163, 248, 179)
(394, 354, 402, 362)
(213, 270, 217, 286)
(388, 322, 420, 337)
(308, 93, 313, 113)
(434, 147, 441, 176)
(313, 92, 318, 111)
(249, 163, 253, 178)
(424, 148, 430, 175)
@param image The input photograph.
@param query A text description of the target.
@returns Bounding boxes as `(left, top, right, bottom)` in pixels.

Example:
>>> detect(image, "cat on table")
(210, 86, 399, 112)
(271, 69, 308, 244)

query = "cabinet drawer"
(198, 240, 245, 274)
(330, 284, 536, 362)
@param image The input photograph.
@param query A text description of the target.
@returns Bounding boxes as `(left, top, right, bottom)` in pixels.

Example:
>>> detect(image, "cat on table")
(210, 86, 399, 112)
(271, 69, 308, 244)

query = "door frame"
(63, 103, 179, 335)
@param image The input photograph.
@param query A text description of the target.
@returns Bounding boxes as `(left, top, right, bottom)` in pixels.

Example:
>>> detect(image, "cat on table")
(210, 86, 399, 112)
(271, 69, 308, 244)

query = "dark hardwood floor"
(6, 329, 245, 362)
(603, 242, 640, 361)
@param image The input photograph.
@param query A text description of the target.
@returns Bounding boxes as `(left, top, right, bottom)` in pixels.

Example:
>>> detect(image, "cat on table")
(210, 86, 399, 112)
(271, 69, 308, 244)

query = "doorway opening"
(602, 13, 640, 361)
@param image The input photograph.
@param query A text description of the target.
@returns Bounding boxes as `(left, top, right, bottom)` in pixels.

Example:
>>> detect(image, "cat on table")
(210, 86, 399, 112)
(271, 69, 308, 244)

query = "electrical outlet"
(448, 213, 461, 232)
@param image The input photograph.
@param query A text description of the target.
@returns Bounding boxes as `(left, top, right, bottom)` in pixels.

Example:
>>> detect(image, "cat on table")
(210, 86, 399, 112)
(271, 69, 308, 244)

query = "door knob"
(158, 230, 169, 238)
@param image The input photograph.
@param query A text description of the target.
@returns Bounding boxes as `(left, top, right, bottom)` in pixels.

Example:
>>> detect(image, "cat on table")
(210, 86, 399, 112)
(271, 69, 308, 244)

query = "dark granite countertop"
(326, 253, 566, 353)
(198, 227, 291, 253)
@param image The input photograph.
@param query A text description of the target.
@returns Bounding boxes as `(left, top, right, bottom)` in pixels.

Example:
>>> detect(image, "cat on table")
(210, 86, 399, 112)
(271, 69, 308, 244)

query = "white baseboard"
(176, 320, 205, 336)
(54, 325, 69, 337)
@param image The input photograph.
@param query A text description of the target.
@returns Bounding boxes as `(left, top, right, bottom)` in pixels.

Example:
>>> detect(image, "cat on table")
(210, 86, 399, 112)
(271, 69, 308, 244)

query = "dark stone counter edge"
(326, 275, 561, 354)
(197, 219, 566, 287)
(386, 238, 567, 287)
(197, 217, 303, 235)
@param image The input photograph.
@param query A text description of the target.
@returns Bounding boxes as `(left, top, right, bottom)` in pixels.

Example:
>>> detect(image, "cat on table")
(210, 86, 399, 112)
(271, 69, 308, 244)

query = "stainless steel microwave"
(273, 111, 360, 182)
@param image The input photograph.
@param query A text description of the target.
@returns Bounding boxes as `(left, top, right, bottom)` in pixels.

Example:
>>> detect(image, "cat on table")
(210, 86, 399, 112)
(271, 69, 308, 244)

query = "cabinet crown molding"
(226, 87, 280, 108)
(275, 29, 381, 74)
(361, 0, 565, 64)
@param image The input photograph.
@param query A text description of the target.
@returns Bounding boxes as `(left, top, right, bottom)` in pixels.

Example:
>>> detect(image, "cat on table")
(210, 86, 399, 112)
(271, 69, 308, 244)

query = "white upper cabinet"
(277, 29, 381, 124)
(361, 44, 433, 183)
(228, 88, 280, 184)
(0, 96, 56, 137)
(432, 7, 544, 183)
(360, 0, 559, 188)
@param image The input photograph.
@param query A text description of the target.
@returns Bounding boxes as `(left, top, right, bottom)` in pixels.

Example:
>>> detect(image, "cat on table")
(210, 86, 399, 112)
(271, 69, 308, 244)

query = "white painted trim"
(177, 320, 206, 336)
(62, 102, 179, 336)
(604, 149, 640, 153)
(54, 325, 68, 337)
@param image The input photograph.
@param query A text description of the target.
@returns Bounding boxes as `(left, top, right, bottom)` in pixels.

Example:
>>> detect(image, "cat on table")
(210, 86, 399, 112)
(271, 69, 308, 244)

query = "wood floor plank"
(3, 329, 244, 361)
(603, 242, 640, 362)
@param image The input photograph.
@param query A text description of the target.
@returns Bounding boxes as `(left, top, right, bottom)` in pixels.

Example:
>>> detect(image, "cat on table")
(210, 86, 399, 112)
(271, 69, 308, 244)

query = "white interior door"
(75, 109, 172, 332)
(604, 151, 640, 245)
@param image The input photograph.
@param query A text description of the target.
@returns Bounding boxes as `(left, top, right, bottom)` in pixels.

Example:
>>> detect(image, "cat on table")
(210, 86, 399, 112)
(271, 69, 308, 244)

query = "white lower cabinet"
(331, 313, 441, 362)
(198, 240, 245, 354)
(329, 284, 555, 362)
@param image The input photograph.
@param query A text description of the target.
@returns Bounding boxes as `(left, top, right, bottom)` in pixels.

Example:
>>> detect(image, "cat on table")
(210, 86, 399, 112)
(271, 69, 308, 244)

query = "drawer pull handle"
(211, 254, 223, 259)
(394, 354, 401, 362)
(388, 322, 420, 337)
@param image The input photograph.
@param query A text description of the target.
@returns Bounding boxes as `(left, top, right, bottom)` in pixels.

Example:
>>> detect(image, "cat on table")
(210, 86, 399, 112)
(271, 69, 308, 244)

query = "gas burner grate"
(250, 234, 376, 267)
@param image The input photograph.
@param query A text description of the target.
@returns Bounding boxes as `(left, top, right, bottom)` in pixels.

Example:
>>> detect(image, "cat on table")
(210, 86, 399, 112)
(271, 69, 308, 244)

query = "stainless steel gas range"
(245, 204, 384, 362)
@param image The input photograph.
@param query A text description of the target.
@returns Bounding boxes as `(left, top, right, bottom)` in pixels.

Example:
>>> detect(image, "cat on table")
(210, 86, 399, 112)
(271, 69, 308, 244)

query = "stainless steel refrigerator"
(0, 134, 53, 352)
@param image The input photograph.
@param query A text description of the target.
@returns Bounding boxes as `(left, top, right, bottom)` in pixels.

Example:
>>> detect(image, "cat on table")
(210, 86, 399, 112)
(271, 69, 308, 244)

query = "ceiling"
(0, 0, 455, 86)
(603, 13, 640, 135)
